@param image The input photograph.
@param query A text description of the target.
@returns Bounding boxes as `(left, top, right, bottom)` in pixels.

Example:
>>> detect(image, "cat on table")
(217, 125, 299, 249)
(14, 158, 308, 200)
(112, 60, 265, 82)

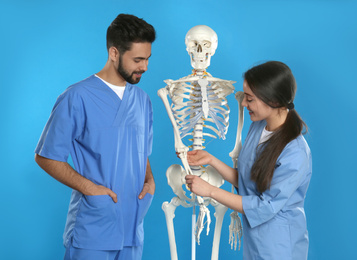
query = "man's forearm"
(34, 154, 97, 195)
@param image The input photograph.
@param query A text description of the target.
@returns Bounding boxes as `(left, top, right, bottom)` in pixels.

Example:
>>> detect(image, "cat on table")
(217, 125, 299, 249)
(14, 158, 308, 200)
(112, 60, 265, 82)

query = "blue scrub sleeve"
(35, 89, 84, 162)
(242, 141, 311, 228)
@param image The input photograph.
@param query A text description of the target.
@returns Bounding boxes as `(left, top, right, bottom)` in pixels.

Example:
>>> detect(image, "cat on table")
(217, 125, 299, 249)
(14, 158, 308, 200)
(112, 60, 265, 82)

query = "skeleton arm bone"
(227, 91, 245, 251)
(158, 87, 192, 175)
(229, 91, 245, 168)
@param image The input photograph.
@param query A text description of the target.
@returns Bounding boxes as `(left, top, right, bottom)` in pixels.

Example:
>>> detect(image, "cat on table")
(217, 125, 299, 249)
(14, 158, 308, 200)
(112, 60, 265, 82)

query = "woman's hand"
(185, 175, 216, 198)
(187, 150, 213, 166)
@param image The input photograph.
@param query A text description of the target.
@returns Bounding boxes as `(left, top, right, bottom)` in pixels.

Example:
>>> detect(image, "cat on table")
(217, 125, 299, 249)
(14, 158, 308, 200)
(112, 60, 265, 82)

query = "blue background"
(1, 0, 356, 259)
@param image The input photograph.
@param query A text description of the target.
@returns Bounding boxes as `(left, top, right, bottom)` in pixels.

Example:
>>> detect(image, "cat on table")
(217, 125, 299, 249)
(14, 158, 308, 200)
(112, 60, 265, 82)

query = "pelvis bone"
(166, 164, 224, 203)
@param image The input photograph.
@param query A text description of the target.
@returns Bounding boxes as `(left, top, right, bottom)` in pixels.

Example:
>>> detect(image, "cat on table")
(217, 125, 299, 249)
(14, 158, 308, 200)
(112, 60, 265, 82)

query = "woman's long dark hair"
(244, 61, 307, 193)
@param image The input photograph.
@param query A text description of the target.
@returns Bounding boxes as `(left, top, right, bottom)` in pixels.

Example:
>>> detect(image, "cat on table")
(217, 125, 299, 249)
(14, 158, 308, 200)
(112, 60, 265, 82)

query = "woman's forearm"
(210, 185, 244, 214)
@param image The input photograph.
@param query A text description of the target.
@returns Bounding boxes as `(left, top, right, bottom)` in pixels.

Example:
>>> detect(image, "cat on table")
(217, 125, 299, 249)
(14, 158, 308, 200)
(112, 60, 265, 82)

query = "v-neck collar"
(90, 75, 133, 126)
(114, 83, 132, 125)
(93, 74, 126, 103)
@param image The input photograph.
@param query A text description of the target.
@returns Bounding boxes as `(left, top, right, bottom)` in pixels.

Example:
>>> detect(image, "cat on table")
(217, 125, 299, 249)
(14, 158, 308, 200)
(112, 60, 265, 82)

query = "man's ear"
(109, 46, 119, 62)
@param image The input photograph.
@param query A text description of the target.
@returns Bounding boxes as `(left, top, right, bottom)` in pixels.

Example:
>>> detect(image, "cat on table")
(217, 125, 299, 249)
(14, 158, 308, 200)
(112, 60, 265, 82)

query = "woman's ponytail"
(245, 61, 307, 193)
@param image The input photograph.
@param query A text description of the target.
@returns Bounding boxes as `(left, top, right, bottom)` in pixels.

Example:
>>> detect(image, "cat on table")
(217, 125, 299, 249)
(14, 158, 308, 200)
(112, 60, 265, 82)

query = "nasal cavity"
(197, 44, 202, 52)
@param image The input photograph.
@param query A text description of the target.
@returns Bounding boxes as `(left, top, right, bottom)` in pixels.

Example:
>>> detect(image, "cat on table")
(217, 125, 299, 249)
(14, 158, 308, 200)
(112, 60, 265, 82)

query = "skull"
(185, 25, 218, 70)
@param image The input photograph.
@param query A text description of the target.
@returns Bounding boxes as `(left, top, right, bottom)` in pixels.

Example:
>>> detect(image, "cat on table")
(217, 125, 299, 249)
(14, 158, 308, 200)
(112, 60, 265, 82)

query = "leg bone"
(162, 197, 182, 260)
(211, 201, 228, 260)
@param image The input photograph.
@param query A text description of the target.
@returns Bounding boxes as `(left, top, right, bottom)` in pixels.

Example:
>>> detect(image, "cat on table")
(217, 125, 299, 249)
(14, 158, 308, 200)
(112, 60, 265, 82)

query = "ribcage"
(167, 79, 234, 140)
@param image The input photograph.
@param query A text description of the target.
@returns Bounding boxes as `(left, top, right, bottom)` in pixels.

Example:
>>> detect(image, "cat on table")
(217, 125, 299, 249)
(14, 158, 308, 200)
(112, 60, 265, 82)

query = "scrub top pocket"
(258, 222, 293, 259)
(135, 193, 153, 243)
(72, 195, 124, 250)
(134, 126, 145, 154)
(137, 193, 153, 224)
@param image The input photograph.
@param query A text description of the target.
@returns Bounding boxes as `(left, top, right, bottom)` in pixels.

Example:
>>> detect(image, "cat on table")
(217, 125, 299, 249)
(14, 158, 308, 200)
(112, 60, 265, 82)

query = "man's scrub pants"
(64, 242, 143, 260)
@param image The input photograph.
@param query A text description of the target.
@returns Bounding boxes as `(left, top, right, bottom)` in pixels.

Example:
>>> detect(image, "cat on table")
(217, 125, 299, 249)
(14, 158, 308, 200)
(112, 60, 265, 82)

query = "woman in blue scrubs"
(186, 61, 312, 260)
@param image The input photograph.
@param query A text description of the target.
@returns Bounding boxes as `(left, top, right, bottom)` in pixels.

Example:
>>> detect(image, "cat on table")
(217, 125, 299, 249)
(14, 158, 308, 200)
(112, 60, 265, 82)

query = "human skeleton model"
(158, 25, 244, 260)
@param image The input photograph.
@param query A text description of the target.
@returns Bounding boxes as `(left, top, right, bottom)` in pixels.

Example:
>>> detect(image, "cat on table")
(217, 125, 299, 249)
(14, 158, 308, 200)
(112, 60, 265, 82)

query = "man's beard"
(117, 55, 145, 84)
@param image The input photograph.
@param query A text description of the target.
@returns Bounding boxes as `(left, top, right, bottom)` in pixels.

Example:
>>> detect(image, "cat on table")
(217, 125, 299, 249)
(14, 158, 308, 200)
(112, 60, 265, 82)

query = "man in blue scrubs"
(34, 14, 156, 260)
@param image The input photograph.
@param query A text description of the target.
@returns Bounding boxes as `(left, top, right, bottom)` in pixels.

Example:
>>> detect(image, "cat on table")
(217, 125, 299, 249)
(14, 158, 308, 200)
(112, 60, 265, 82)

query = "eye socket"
(202, 41, 211, 48)
(188, 41, 198, 48)
(188, 40, 212, 49)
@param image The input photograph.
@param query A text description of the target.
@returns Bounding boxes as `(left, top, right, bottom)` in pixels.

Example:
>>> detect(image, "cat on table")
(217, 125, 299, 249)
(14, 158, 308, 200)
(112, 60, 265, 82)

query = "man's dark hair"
(106, 14, 156, 54)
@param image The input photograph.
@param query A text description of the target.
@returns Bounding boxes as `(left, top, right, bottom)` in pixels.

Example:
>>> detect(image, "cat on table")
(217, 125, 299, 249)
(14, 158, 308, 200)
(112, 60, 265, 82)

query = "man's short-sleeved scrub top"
(35, 75, 153, 250)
